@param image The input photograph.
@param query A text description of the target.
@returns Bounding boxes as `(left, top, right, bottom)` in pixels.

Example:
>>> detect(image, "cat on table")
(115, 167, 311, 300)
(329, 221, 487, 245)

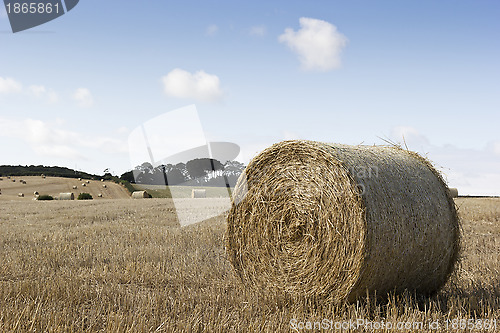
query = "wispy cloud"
(0, 77, 22, 94)
(72, 88, 94, 108)
(249, 25, 266, 36)
(390, 126, 500, 196)
(0, 117, 127, 160)
(1, 77, 58, 103)
(279, 17, 348, 71)
(161, 68, 224, 102)
(28, 85, 59, 103)
(206, 24, 219, 36)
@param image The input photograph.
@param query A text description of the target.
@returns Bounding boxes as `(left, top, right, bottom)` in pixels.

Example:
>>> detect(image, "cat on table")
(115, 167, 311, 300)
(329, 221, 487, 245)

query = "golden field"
(0, 197, 498, 332)
(0, 176, 130, 201)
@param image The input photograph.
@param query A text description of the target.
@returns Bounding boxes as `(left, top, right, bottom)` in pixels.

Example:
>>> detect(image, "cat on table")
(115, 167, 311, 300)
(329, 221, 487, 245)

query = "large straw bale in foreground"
(226, 140, 460, 303)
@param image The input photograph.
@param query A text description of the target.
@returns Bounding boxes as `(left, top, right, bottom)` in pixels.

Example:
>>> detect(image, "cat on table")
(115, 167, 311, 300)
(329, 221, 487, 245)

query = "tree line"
(0, 165, 96, 179)
(120, 159, 246, 187)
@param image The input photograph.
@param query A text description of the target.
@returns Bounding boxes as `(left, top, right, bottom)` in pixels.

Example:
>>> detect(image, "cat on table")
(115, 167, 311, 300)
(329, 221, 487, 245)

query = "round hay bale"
(86, 180, 90, 184)
(191, 189, 206, 198)
(18, 193, 24, 197)
(101, 179, 104, 182)
(448, 187, 459, 198)
(132, 190, 150, 199)
(102, 184, 107, 188)
(59, 193, 75, 200)
(73, 185, 78, 189)
(78, 178, 82, 181)
(226, 140, 460, 304)
(98, 193, 103, 197)
(33, 191, 39, 196)
(82, 183, 86, 187)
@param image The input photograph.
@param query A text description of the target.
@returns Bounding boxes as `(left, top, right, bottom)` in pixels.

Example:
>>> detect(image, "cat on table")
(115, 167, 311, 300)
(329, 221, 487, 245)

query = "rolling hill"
(0, 176, 131, 201)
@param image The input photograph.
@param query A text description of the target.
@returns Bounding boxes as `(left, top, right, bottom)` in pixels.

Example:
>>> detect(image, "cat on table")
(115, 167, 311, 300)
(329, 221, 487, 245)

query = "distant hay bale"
(78, 178, 82, 181)
(18, 193, 24, 197)
(101, 179, 104, 182)
(73, 185, 78, 189)
(132, 190, 150, 199)
(448, 188, 459, 198)
(41, 174, 46, 178)
(98, 193, 103, 197)
(102, 184, 107, 188)
(226, 140, 460, 304)
(12, 179, 15, 182)
(59, 193, 75, 200)
(82, 183, 86, 187)
(191, 189, 206, 198)
(33, 191, 39, 196)
(86, 180, 90, 184)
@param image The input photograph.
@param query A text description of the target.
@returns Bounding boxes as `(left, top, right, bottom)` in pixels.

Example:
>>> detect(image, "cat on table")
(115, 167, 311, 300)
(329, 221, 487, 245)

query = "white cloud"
(0, 77, 22, 94)
(28, 85, 59, 103)
(0, 7, 7, 18)
(72, 88, 94, 108)
(279, 17, 348, 71)
(389, 126, 500, 196)
(491, 142, 500, 156)
(0, 117, 127, 160)
(206, 24, 219, 36)
(0, 77, 59, 103)
(161, 68, 224, 102)
(249, 25, 266, 36)
(29, 85, 46, 97)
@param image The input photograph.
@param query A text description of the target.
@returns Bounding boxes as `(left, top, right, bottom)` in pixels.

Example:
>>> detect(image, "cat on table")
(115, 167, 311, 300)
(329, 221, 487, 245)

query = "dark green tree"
(186, 158, 224, 180)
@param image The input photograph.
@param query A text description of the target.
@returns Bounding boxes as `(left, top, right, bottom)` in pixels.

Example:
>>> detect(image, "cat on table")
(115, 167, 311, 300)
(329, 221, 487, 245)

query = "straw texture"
(226, 140, 460, 303)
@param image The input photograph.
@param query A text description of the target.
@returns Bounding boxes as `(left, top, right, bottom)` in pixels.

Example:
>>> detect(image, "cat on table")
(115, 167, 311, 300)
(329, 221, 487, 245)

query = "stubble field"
(0, 197, 499, 332)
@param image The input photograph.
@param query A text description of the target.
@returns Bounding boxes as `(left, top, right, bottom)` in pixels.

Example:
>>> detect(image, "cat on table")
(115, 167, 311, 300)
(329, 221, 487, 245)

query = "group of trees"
(0, 165, 95, 179)
(121, 158, 245, 187)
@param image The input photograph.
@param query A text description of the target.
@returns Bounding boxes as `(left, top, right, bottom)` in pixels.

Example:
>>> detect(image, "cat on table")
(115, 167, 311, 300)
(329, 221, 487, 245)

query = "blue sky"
(0, 1, 499, 195)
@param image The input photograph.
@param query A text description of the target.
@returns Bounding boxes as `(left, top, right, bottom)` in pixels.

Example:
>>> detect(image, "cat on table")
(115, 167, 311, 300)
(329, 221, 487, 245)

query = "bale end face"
(59, 193, 75, 200)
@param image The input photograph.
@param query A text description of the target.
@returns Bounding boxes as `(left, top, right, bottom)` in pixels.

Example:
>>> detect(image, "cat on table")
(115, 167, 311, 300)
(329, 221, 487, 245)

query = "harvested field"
(0, 176, 130, 201)
(0, 198, 498, 332)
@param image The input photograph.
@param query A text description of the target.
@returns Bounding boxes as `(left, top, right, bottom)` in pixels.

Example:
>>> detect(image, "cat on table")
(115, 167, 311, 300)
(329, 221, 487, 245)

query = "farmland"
(0, 176, 130, 201)
(0, 197, 498, 332)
